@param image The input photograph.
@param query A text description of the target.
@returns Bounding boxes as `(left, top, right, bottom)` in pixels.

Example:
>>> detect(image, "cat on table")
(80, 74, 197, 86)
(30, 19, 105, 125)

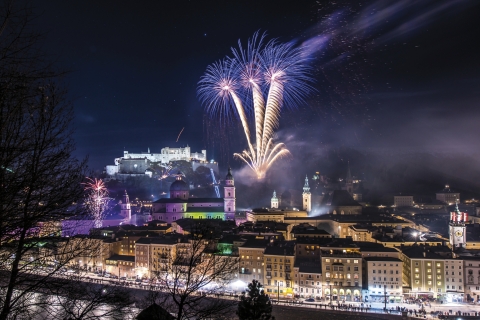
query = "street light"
(384, 285, 387, 311)
(278, 282, 280, 302)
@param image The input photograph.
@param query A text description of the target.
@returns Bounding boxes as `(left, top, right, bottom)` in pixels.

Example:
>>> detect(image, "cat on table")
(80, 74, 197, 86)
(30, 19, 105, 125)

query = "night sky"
(33, 0, 480, 173)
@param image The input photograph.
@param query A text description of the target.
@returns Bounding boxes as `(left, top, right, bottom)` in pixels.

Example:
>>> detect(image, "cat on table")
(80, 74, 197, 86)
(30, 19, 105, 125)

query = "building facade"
(322, 250, 363, 302)
(436, 185, 460, 205)
(464, 257, 480, 302)
(151, 171, 236, 223)
(364, 257, 403, 303)
(394, 196, 414, 208)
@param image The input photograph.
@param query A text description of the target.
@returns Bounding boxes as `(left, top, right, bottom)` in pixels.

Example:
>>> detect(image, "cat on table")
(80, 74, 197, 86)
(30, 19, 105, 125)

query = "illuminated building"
(263, 241, 295, 299)
(271, 190, 279, 209)
(364, 257, 403, 303)
(394, 195, 414, 207)
(238, 239, 269, 285)
(436, 184, 460, 205)
(151, 169, 236, 222)
(302, 175, 311, 213)
(105, 146, 209, 177)
(449, 205, 467, 248)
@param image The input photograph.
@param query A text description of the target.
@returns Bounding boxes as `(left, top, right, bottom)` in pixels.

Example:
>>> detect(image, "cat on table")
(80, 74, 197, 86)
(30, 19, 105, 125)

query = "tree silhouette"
(237, 280, 274, 320)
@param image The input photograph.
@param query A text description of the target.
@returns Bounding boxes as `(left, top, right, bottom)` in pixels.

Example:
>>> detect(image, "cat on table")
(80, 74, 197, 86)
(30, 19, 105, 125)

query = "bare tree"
(0, 1, 129, 319)
(148, 222, 239, 320)
(40, 274, 135, 320)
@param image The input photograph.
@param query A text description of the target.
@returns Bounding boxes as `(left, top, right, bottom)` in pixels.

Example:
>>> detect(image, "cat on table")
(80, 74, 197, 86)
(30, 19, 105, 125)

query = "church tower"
(271, 190, 279, 209)
(302, 175, 311, 213)
(449, 202, 467, 249)
(224, 168, 235, 220)
(120, 190, 131, 222)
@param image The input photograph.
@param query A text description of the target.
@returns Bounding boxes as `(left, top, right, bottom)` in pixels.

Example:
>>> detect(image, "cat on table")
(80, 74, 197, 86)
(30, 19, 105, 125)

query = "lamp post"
(384, 285, 387, 311)
(330, 283, 332, 305)
(278, 282, 280, 302)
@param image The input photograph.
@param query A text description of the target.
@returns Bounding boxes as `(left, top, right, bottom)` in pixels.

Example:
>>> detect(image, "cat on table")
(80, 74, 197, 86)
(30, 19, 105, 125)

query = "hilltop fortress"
(105, 146, 218, 180)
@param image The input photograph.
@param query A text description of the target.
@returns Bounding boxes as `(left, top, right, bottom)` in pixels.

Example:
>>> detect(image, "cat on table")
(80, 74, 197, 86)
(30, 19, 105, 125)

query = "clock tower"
(449, 203, 467, 248)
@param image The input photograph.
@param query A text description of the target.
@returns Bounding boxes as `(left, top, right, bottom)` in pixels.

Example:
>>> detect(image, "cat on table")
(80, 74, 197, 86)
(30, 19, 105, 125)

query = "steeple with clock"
(449, 202, 467, 248)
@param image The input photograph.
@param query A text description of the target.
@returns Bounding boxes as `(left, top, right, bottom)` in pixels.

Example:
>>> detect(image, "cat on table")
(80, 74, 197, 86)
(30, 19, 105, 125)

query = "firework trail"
(198, 32, 313, 179)
(83, 178, 109, 228)
(176, 127, 185, 142)
(159, 164, 173, 180)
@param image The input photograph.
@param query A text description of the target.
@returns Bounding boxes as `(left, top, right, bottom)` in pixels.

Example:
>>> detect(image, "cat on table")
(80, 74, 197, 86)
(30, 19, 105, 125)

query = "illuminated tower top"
(303, 175, 310, 194)
(271, 190, 279, 209)
(120, 190, 131, 221)
(449, 201, 467, 248)
(302, 176, 311, 212)
(225, 167, 234, 186)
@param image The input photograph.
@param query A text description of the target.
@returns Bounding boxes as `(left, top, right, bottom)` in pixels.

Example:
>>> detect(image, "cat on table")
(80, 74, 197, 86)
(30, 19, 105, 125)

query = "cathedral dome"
(170, 179, 188, 192)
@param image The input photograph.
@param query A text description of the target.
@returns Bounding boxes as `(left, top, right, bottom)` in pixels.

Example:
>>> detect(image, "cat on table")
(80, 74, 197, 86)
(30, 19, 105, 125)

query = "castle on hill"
(105, 146, 219, 180)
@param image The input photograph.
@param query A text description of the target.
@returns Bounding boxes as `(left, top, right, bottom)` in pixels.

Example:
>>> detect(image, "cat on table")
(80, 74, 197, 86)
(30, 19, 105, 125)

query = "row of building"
(60, 209, 479, 305)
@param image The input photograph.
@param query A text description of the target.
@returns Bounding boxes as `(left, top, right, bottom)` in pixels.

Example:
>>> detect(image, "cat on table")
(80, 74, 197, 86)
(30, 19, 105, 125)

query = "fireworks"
(159, 164, 173, 180)
(83, 178, 109, 228)
(198, 32, 313, 179)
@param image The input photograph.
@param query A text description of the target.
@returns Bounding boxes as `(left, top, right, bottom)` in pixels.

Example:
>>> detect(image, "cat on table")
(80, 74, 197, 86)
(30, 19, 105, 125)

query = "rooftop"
(364, 257, 402, 262)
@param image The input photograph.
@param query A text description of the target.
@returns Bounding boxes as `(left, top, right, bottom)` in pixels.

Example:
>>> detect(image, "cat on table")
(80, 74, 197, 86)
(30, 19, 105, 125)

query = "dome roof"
(225, 167, 234, 181)
(170, 179, 189, 192)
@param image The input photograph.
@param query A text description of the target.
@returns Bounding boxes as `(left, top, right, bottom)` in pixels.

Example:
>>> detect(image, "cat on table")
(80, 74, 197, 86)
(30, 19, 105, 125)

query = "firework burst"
(83, 178, 109, 228)
(198, 32, 313, 179)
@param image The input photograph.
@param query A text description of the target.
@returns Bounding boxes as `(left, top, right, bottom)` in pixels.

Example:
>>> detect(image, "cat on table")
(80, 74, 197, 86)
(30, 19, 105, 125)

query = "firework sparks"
(198, 32, 313, 179)
(158, 164, 173, 180)
(83, 178, 109, 228)
(176, 127, 185, 142)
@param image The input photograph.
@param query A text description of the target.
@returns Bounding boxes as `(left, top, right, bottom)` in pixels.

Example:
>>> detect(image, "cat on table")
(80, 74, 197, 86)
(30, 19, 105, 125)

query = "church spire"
(303, 175, 310, 194)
